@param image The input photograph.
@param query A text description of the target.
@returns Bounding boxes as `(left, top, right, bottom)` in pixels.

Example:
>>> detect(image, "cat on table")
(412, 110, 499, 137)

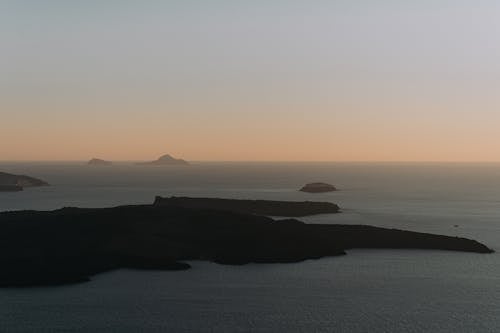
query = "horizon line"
(3, 159, 500, 164)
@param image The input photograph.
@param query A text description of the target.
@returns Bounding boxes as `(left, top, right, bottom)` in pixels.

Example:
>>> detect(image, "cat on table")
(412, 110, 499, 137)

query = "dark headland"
(300, 182, 337, 193)
(88, 158, 112, 166)
(0, 197, 492, 287)
(137, 154, 189, 166)
(0, 172, 49, 192)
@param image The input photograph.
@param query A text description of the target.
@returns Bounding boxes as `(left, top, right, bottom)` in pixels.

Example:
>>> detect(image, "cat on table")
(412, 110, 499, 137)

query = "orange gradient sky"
(2, 1, 500, 161)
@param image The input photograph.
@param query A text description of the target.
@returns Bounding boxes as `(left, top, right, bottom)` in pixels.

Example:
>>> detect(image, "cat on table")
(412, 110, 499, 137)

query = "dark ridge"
(0, 203, 492, 287)
(153, 196, 340, 217)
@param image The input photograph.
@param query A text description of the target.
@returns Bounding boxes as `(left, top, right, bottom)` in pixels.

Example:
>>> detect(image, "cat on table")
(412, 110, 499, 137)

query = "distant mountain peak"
(158, 154, 175, 161)
(138, 153, 189, 166)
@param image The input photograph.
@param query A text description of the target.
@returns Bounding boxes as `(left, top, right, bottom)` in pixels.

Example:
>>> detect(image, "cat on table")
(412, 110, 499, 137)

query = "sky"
(1, 1, 500, 161)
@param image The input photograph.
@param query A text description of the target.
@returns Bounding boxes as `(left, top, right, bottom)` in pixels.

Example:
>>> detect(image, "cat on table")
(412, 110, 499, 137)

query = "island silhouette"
(0, 197, 492, 287)
(300, 183, 337, 193)
(87, 158, 112, 166)
(137, 154, 189, 166)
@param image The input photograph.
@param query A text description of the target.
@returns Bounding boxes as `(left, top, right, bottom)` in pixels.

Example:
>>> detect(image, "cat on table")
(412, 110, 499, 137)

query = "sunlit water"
(1, 162, 500, 332)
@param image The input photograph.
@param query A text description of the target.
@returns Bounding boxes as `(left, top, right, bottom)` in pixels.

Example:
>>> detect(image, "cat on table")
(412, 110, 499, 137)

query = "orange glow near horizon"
(2, 2, 500, 162)
(2, 94, 500, 162)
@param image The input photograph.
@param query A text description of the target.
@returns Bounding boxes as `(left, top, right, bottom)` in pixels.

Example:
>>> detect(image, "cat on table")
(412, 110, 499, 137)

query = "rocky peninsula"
(0, 198, 492, 287)
(0, 172, 49, 191)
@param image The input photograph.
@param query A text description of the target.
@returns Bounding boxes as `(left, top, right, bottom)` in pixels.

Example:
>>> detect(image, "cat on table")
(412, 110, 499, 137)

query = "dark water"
(1, 162, 500, 332)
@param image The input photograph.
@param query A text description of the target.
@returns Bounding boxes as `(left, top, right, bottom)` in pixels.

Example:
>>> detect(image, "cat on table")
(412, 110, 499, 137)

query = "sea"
(1, 162, 500, 332)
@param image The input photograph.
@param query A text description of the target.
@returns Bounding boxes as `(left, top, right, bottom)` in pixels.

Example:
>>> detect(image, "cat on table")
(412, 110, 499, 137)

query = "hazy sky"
(2, 1, 500, 161)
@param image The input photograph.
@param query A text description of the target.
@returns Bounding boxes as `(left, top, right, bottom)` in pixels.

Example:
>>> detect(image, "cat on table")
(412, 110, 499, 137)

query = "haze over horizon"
(2, 1, 500, 162)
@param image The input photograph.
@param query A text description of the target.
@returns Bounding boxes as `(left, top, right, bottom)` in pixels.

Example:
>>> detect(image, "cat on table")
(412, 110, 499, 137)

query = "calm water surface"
(1, 162, 500, 332)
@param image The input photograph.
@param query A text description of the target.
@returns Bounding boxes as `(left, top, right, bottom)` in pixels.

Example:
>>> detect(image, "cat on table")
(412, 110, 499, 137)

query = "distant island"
(88, 158, 112, 166)
(137, 154, 189, 166)
(0, 172, 49, 192)
(0, 197, 492, 287)
(300, 182, 337, 193)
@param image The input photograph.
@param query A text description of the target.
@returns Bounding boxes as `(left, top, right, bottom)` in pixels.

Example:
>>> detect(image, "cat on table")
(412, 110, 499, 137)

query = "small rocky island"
(0, 197, 492, 287)
(88, 158, 112, 166)
(0, 172, 49, 192)
(300, 182, 337, 193)
(137, 154, 189, 166)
